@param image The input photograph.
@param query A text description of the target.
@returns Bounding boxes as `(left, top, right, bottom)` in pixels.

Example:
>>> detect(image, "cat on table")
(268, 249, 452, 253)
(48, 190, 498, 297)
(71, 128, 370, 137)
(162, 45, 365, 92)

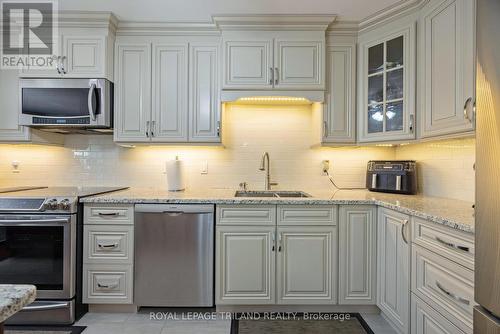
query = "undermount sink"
(234, 190, 312, 198)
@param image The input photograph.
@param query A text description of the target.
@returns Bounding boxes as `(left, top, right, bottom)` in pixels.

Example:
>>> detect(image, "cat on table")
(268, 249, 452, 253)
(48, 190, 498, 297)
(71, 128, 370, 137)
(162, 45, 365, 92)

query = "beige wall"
(0, 104, 475, 202)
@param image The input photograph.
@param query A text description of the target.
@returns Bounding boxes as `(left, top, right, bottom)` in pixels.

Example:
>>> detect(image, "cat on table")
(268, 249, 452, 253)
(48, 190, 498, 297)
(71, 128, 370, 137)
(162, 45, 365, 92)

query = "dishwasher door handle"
(162, 211, 185, 216)
(135, 204, 214, 214)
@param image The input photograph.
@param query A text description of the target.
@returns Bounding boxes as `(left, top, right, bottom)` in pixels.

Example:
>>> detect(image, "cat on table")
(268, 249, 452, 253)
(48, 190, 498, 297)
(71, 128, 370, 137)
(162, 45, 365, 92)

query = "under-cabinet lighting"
(235, 96, 312, 105)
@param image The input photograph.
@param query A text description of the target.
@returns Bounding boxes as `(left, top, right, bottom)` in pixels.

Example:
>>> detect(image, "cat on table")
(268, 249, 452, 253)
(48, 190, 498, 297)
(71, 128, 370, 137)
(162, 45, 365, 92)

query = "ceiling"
(59, 0, 403, 22)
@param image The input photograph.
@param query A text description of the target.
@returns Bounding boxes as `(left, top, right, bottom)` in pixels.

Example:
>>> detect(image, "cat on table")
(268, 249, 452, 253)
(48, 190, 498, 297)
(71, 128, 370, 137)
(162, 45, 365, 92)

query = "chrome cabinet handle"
(436, 281, 470, 305)
(464, 97, 472, 122)
(323, 121, 328, 138)
(56, 56, 61, 74)
(269, 67, 274, 85)
(98, 243, 119, 249)
(278, 232, 282, 252)
(409, 114, 414, 133)
(217, 121, 221, 137)
(97, 212, 120, 217)
(97, 282, 118, 289)
(60, 56, 67, 74)
(23, 302, 69, 311)
(151, 121, 155, 137)
(272, 232, 275, 252)
(436, 237, 470, 252)
(274, 67, 279, 85)
(146, 121, 150, 138)
(401, 219, 408, 244)
(88, 83, 97, 121)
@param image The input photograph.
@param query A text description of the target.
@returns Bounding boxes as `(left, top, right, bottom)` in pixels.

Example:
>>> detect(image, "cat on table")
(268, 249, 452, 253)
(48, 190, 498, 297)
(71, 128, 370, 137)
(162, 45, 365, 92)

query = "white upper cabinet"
(419, 0, 475, 138)
(222, 37, 274, 90)
(358, 15, 417, 143)
(378, 208, 411, 334)
(0, 70, 30, 142)
(189, 43, 221, 142)
(114, 43, 152, 142)
(21, 14, 116, 80)
(152, 44, 189, 142)
(274, 38, 324, 89)
(114, 37, 221, 144)
(214, 15, 335, 92)
(323, 37, 357, 143)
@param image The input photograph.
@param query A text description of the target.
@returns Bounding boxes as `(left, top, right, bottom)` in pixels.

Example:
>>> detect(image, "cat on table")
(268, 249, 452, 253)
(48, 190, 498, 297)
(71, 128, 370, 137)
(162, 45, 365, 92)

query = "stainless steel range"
(0, 187, 127, 325)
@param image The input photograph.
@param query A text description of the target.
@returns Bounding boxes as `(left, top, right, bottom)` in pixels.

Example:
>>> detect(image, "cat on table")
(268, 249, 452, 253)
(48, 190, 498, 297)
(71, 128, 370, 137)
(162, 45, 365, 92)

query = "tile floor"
(75, 309, 397, 334)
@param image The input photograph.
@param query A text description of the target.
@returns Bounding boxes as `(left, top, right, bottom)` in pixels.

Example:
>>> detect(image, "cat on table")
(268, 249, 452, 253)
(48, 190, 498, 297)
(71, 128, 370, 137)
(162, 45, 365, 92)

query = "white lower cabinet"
(411, 294, 466, 334)
(83, 204, 134, 304)
(377, 208, 411, 334)
(216, 225, 276, 305)
(277, 226, 337, 304)
(216, 205, 337, 305)
(338, 205, 377, 305)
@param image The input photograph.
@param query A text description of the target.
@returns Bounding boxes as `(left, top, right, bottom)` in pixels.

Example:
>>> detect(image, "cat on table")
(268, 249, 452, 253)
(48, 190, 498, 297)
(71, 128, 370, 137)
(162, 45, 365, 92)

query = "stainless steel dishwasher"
(134, 204, 214, 307)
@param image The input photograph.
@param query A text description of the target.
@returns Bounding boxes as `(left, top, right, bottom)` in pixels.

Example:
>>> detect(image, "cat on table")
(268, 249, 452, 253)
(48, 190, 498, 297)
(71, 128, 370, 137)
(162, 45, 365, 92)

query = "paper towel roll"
(166, 156, 185, 191)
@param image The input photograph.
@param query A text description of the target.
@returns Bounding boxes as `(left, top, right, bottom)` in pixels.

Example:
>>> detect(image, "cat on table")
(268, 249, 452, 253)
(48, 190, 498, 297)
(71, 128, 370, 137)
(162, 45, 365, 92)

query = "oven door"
(0, 214, 76, 299)
(19, 78, 112, 128)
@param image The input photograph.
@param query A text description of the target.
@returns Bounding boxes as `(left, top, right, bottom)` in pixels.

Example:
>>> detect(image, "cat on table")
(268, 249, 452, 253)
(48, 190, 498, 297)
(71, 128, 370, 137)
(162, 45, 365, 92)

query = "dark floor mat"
(231, 313, 374, 334)
(5, 325, 86, 334)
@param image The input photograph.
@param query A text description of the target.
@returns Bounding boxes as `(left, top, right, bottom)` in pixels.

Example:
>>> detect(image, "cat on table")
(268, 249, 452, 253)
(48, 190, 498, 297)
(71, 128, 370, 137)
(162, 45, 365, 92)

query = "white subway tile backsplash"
(0, 104, 474, 202)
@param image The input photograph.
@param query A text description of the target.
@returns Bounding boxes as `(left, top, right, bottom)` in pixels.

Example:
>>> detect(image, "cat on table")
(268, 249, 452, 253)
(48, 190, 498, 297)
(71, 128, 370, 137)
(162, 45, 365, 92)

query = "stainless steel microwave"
(19, 78, 113, 130)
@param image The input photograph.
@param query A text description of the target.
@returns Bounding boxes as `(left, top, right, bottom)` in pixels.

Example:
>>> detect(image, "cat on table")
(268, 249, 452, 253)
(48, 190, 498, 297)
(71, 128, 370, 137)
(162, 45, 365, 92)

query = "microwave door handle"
(88, 83, 97, 121)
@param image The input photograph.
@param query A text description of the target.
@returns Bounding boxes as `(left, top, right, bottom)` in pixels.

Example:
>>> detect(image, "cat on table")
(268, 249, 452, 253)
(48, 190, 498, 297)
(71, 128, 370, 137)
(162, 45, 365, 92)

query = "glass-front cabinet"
(358, 18, 416, 143)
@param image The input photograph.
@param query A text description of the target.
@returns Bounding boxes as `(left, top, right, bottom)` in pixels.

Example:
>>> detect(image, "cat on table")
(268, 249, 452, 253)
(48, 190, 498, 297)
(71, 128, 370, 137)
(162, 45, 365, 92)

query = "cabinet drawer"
(411, 294, 466, 334)
(84, 205, 134, 225)
(412, 245, 474, 333)
(217, 205, 276, 225)
(277, 205, 337, 225)
(412, 217, 474, 270)
(84, 225, 133, 264)
(83, 264, 133, 304)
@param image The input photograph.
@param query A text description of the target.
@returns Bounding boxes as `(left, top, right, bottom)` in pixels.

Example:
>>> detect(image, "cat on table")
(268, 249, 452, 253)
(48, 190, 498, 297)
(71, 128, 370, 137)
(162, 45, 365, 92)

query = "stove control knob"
(46, 198, 59, 210)
(58, 199, 71, 211)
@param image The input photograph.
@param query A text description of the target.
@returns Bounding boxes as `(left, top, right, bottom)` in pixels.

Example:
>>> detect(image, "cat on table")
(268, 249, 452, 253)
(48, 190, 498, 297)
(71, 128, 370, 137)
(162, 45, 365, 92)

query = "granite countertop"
(81, 188, 475, 234)
(0, 285, 36, 323)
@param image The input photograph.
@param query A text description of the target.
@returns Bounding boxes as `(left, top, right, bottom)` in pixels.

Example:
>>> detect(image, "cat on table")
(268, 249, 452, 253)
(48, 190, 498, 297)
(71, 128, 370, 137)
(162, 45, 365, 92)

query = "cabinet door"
(0, 69, 30, 141)
(62, 35, 105, 78)
(274, 40, 324, 89)
(411, 294, 466, 334)
(338, 205, 377, 304)
(358, 19, 416, 142)
(378, 208, 411, 333)
(114, 43, 151, 142)
(222, 39, 273, 89)
(277, 226, 336, 304)
(151, 44, 188, 142)
(323, 45, 356, 143)
(188, 43, 221, 142)
(216, 226, 275, 305)
(420, 0, 475, 138)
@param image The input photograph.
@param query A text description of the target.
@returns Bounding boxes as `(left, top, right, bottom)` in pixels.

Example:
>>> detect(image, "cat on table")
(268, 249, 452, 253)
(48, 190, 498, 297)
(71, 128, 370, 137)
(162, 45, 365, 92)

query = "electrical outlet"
(322, 160, 330, 175)
(201, 161, 208, 174)
(11, 161, 20, 173)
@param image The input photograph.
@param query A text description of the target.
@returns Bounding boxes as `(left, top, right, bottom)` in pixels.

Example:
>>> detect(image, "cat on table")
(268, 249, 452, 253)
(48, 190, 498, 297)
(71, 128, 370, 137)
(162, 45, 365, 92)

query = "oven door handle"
(22, 302, 70, 311)
(88, 82, 97, 121)
(0, 218, 71, 226)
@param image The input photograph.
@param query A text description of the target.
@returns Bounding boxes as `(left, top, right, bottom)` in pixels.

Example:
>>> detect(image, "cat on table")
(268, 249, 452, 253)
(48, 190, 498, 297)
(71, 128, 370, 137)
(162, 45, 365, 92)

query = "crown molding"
(58, 11, 118, 31)
(358, 0, 428, 33)
(212, 14, 337, 31)
(116, 21, 220, 36)
(326, 20, 359, 37)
